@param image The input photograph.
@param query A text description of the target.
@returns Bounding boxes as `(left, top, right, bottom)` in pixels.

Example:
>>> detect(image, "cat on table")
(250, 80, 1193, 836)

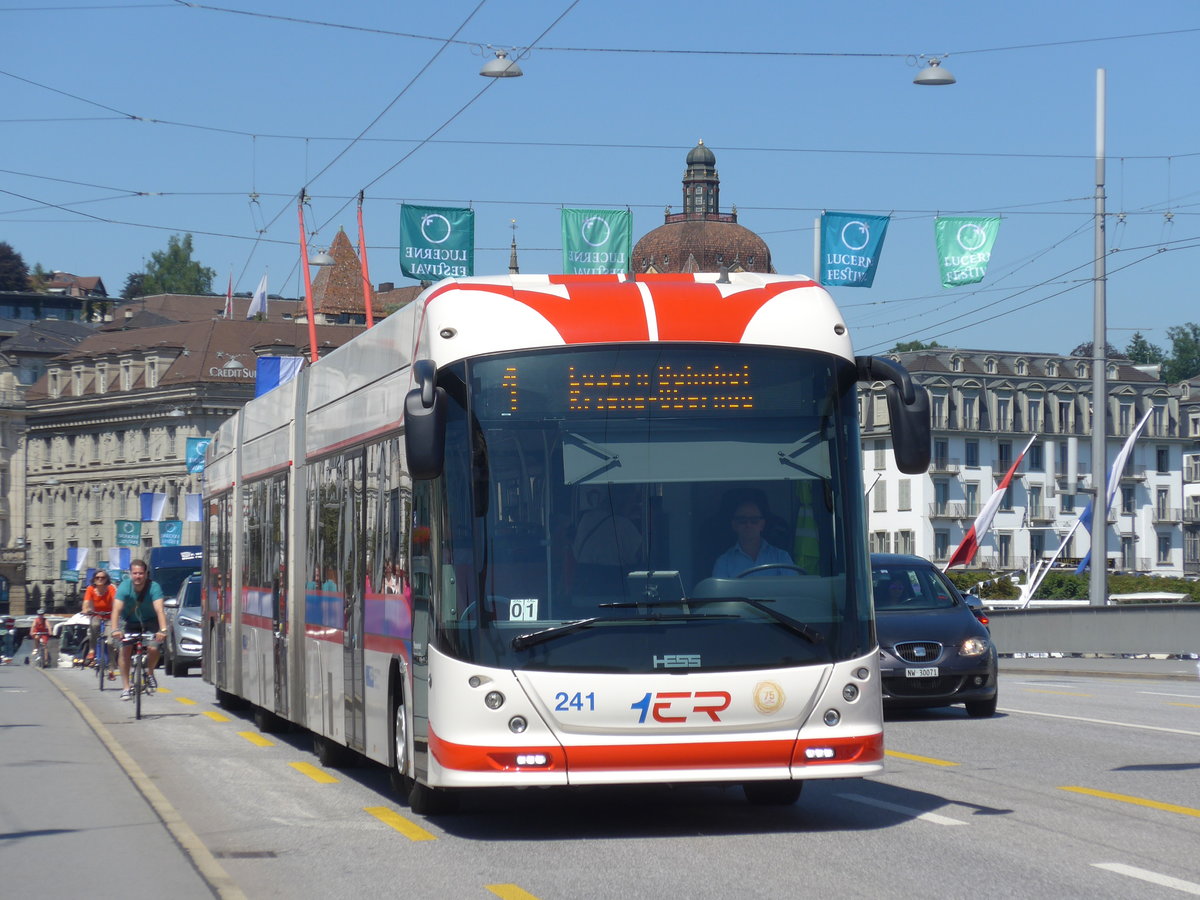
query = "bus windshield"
(426, 344, 871, 674)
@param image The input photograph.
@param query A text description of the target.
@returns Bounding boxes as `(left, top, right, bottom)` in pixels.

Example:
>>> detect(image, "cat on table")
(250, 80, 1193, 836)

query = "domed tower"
(631, 140, 773, 274)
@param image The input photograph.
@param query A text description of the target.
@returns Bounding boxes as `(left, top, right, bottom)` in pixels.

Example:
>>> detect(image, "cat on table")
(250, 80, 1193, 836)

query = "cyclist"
(29, 609, 51, 667)
(82, 570, 117, 680)
(110, 560, 168, 701)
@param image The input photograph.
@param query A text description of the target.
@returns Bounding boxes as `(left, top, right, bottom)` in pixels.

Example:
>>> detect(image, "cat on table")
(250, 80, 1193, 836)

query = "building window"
(1016, 359, 1028, 376)
(935, 480, 950, 515)
(1061, 492, 1075, 514)
(873, 440, 885, 470)
(121, 360, 133, 391)
(1157, 446, 1169, 474)
(997, 397, 1011, 431)
(871, 531, 890, 554)
(934, 530, 949, 560)
(898, 479, 911, 511)
(1046, 360, 1059, 377)
(1028, 398, 1042, 431)
(873, 482, 887, 512)
(1030, 530, 1046, 560)
(146, 356, 159, 389)
(1027, 442, 1044, 471)
(1029, 485, 1042, 518)
(895, 530, 915, 555)
(985, 358, 997, 374)
(933, 439, 949, 468)
(965, 482, 980, 516)
(1075, 361, 1088, 378)
(1121, 485, 1135, 514)
(932, 394, 946, 429)
(962, 395, 977, 430)
(48, 370, 61, 399)
(1057, 400, 1073, 433)
(96, 363, 107, 395)
(965, 440, 980, 468)
(1119, 404, 1132, 434)
(1158, 533, 1172, 565)
(951, 356, 963, 373)
(72, 366, 85, 396)
(998, 440, 1013, 471)
(1156, 488, 1170, 518)
(1152, 406, 1165, 436)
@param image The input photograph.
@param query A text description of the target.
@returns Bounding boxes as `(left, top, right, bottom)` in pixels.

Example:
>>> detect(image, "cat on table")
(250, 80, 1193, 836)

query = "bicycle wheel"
(133, 651, 144, 719)
(97, 637, 106, 691)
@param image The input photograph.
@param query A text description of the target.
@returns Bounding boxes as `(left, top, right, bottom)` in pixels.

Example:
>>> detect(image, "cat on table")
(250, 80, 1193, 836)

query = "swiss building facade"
(861, 348, 1199, 578)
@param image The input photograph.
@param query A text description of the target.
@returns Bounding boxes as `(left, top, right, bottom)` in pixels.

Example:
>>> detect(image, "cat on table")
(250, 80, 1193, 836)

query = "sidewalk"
(1000, 653, 1200, 681)
(0, 646, 230, 898)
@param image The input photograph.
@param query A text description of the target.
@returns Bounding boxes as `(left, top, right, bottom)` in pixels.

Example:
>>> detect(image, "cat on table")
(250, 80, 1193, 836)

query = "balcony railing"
(929, 457, 960, 474)
(1183, 507, 1200, 524)
(1028, 505, 1054, 523)
(1152, 507, 1182, 523)
(929, 502, 970, 518)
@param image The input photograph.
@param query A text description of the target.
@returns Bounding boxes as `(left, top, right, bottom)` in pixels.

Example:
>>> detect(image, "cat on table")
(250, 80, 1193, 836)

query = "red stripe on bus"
(241, 613, 273, 630)
(304, 624, 344, 644)
(428, 727, 881, 773)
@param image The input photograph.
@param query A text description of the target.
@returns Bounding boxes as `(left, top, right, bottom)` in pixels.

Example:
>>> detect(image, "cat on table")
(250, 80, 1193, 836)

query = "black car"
(871, 553, 998, 717)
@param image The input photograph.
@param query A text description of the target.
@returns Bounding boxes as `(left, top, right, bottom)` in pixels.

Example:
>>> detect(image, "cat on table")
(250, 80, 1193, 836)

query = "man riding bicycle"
(110, 560, 168, 701)
(82, 570, 117, 679)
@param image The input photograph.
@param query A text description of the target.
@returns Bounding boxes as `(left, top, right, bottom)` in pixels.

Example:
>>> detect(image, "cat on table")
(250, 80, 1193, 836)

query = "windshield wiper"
(512, 612, 739, 650)
(512, 617, 599, 650)
(601, 597, 823, 644)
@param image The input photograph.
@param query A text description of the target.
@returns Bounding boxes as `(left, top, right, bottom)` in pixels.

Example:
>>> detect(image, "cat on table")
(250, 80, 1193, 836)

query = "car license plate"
(905, 667, 938, 678)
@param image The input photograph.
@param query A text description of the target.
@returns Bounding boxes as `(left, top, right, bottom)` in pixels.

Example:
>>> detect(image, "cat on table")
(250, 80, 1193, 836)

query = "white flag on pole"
(247, 271, 269, 319)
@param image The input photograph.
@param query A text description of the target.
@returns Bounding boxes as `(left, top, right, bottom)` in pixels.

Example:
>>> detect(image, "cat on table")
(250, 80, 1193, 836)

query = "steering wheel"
(734, 564, 808, 577)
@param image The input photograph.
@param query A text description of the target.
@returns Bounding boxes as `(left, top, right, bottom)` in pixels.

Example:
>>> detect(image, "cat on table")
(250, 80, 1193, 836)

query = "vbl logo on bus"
(630, 690, 731, 724)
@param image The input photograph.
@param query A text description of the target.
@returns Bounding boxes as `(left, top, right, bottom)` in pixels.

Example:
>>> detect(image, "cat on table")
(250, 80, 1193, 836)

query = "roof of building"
(889, 348, 1163, 384)
(107, 292, 304, 326)
(0, 319, 95, 357)
(25, 318, 360, 399)
(310, 228, 421, 318)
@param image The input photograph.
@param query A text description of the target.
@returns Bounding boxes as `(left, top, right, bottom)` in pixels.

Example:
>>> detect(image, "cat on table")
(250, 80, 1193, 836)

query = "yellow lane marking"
(174, 696, 197, 706)
(290, 762, 339, 784)
(363, 806, 437, 842)
(487, 886, 541, 900)
(1061, 786, 1200, 819)
(885, 749, 959, 767)
(156, 686, 172, 694)
(1022, 689, 1089, 697)
(203, 711, 231, 723)
(237, 731, 274, 747)
(1167, 702, 1200, 709)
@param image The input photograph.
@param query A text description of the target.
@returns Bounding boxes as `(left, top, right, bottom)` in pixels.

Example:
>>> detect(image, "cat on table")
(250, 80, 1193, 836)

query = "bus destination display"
(500, 363, 755, 413)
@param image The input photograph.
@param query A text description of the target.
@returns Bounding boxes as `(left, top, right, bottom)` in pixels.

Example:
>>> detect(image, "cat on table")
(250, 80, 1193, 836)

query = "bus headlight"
(842, 683, 859, 702)
(484, 690, 505, 709)
(823, 708, 841, 726)
(508, 716, 528, 733)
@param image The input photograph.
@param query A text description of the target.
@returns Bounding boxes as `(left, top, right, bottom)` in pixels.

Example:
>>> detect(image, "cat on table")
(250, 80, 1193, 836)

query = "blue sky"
(4, 0, 1199, 357)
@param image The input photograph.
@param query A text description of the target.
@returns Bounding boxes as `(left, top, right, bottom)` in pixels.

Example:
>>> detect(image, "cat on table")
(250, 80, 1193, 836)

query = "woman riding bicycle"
(29, 609, 51, 666)
(83, 570, 117, 680)
(111, 560, 168, 701)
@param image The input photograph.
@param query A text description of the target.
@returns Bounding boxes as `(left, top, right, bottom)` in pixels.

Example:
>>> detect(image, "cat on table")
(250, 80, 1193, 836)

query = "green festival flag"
(115, 519, 142, 548)
(935, 216, 1001, 288)
(400, 204, 474, 280)
(561, 208, 631, 275)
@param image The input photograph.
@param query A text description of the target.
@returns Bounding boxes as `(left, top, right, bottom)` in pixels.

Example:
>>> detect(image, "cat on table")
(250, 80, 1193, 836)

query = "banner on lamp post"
(400, 204, 474, 280)
(561, 208, 631, 275)
(186, 437, 210, 473)
(936, 216, 1001, 287)
(115, 520, 142, 548)
(819, 212, 890, 287)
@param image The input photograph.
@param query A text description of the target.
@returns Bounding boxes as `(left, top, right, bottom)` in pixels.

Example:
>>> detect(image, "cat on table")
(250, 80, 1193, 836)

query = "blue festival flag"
(820, 212, 890, 287)
(255, 356, 304, 398)
(140, 492, 167, 522)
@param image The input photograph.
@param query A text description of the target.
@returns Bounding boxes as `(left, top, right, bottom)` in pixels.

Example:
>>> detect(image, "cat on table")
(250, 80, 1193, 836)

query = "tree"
(1162, 322, 1200, 383)
(27, 262, 51, 292)
(133, 233, 216, 296)
(0, 241, 29, 291)
(890, 339, 943, 353)
(1124, 331, 1165, 366)
(121, 272, 146, 300)
(1069, 340, 1126, 359)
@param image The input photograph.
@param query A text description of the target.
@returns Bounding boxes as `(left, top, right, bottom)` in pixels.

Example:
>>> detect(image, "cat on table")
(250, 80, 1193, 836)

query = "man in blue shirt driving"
(712, 499, 795, 578)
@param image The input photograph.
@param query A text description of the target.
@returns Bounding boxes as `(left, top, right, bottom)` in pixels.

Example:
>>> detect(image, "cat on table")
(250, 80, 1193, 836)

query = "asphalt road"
(6, 649, 1200, 899)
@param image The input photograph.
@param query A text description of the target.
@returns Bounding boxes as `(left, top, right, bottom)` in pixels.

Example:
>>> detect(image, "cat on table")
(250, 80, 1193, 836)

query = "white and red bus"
(202, 272, 929, 813)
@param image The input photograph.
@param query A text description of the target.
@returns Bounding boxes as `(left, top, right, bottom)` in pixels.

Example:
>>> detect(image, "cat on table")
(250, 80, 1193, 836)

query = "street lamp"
(480, 48, 523, 78)
(1089, 69, 1108, 607)
(914, 57, 955, 86)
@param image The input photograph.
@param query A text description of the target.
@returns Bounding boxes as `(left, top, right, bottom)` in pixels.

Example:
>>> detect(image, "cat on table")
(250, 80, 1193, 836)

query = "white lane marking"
(1000, 707, 1200, 738)
(1093, 863, 1200, 895)
(1138, 691, 1200, 699)
(838, 793, 967, 826)
(1010, 680, 1079, 687)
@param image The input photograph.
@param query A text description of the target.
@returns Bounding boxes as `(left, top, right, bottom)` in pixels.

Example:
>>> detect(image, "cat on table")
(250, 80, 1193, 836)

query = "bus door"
(408, 481, 435, 781)
(272, 570, 287, 716)
(342, 453, 366, 753)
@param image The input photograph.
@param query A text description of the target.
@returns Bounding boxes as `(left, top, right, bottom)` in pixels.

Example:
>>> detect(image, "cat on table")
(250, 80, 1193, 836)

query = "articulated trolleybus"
(202, 272, 929, 813)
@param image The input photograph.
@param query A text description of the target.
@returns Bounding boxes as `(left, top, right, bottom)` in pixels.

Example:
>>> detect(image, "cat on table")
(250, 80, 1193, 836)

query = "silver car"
(164, 573, 203, 676)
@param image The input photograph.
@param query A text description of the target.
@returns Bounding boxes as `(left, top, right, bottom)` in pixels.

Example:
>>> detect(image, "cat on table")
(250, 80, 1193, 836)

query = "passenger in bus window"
(712, 498, 795, 578)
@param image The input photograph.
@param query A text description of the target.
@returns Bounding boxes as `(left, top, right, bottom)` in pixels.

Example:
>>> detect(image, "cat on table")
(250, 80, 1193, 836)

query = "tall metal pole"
(1089, 69, 1108, 607)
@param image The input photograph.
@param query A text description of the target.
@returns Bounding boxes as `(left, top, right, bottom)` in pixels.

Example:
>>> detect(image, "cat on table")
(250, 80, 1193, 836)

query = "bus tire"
(389, 694, 412, 799)
(743, 780, 803, 805)
(409, 781, 460, 816)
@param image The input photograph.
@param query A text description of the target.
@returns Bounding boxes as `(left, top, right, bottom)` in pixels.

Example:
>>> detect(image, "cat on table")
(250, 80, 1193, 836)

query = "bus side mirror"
(404, 359, 447, 480)
(856, 355, 931, 475)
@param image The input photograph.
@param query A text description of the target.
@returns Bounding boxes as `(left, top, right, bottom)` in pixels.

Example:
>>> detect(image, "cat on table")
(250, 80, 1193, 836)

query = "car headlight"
(960, 637, 990, 657)
(179, 616, 201, 628)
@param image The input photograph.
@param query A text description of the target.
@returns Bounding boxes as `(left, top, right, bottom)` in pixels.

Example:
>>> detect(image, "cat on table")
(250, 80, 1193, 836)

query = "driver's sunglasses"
(732, 516, 764, 525)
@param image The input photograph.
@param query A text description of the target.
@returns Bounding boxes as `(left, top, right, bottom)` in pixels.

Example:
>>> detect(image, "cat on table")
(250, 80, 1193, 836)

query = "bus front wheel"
(390, 695, 412, 798)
